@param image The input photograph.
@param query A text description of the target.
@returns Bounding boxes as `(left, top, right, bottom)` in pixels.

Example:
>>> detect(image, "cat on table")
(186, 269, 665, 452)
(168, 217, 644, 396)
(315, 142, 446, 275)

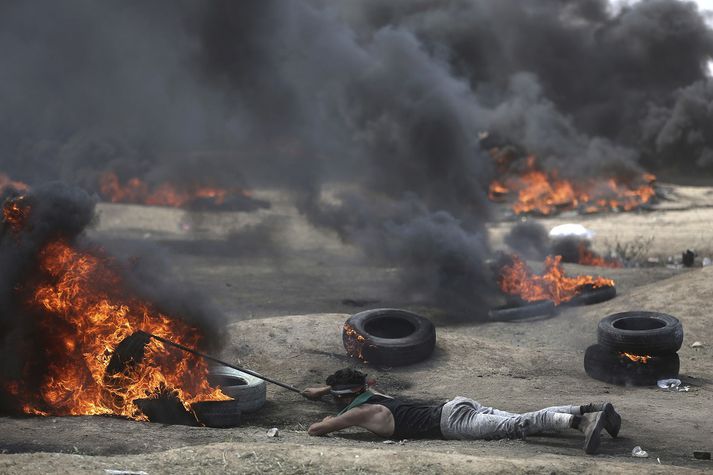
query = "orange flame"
(7, 233, 228, 419)
(2, 196, 31, 233)
(343, 323, 369, 363)
(0, 173, 29, 193)
(497, 254, 614, 305)
(620, 352, 650, 364)
(488, 154, 655, 215)
(99, 171, 249, 209)
(577, 244, 622, 268)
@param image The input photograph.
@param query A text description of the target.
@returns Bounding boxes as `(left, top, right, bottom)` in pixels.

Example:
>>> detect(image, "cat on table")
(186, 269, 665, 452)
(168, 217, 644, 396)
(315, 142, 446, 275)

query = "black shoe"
(582, 402, 621, 438)
(578, 412, 605, 455)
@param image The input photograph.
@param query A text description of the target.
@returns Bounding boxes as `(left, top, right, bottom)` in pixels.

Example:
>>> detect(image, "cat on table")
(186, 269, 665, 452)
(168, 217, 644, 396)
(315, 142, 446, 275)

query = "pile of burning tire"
(584, 312, 683, 386)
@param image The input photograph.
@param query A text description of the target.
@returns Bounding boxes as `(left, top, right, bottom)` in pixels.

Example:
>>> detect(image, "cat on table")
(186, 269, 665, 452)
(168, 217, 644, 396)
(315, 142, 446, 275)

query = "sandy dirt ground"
(1, 184, 713, 474)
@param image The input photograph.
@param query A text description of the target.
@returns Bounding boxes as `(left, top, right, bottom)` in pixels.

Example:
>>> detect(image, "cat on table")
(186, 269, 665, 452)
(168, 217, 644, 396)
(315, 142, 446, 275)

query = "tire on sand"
(597, 311, 683, 356)
(343, 308, 435, 367)
(191, 400, 242, 428)
(488, 300, 556, 322)
(584, 344, 679, 386)
(563, 284, 617, 307)
(208, 365, 267, 413)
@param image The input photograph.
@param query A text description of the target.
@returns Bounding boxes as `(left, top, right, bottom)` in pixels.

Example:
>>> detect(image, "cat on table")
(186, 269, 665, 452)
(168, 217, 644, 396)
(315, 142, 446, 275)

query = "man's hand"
(301, 386, 331, 400)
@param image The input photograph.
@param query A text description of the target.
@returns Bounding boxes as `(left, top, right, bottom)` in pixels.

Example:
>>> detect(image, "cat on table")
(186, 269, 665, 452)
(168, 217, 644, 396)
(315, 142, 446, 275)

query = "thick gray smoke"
(1, 0, 713, 318)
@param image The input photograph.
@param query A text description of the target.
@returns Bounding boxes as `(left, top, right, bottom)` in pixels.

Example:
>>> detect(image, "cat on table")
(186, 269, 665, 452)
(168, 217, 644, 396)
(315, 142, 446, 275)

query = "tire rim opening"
(207, 374, 248, 387)
(364, 316, 416, 339)
(612, 317, 666, 331)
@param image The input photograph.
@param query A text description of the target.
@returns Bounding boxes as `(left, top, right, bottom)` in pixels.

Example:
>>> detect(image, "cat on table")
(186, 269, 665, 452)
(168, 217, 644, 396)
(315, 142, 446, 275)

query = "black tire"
(563, 285, 617, 307)
(584, 344, 679, 386)
(208, 365, 267, 413)
(488, 300, 556, 322)
(597, 311, 683, 356)
(342, 309, 435, 367)
(133, 397, 198, 426)
(191, 400, 242, 428)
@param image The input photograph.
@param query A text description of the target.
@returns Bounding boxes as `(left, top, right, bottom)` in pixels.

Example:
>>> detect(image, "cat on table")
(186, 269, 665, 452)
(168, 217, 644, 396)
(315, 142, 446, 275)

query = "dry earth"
(1, 184, 713, 474)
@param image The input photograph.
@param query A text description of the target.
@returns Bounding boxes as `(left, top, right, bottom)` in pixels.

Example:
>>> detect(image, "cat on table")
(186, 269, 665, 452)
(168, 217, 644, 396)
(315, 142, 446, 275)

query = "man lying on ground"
(302, 368, 621, 455)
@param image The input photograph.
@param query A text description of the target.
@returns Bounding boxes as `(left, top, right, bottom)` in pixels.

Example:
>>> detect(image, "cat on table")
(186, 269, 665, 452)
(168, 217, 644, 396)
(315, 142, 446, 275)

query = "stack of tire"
(584, 311, 683, 386)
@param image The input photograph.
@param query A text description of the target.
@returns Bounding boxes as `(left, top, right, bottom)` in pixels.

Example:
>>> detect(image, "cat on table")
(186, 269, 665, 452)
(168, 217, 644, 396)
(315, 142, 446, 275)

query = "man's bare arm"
(307, 406, 371, 436)
(301, 386, 331, 400)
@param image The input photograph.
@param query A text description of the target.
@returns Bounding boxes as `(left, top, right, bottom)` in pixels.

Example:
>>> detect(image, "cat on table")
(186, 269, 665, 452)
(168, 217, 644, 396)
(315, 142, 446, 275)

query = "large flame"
(99, 171, 249, 209)
(497, 254, 614, 305)
(3, 199, 228, 419)
(488, 154, 655, 215)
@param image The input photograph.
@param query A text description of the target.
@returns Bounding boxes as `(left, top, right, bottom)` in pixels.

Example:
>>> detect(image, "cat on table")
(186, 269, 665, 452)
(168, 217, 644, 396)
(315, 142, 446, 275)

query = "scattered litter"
(631, 446, 649, 458)
(691, 341, 703, 348)
(703, 257, 712, 267)
(657, 379, 690, 392)
(266, 428, 279, 438)
(657, 457, 661, 464)
(647, 257, 660, 264)
(383, 440, 396, 444)
(657, 379, 681, 389)
(549, 224, 594, 240)
(693, 451, 711, 460)
(105, 471, 148, 475)
(399, 439, 409, 445)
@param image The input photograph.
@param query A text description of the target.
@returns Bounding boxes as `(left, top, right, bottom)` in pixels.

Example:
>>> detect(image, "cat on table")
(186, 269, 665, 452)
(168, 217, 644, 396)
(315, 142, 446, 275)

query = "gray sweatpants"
(440, 396, 578, 440)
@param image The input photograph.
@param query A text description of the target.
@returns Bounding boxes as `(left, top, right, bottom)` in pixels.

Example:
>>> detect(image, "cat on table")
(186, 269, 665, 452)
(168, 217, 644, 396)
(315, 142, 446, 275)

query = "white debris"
(703, 257, 712, 267)
(548, 224, 595, 240)
(105, 471, 148, 475)
(657, 378, 690, 392)
(266, 427, 279, 437)
(657, 379, 681, 390)
(691, 341, 703, 348)
(383, 440, 396, 444)
(632, 446, 649, 458)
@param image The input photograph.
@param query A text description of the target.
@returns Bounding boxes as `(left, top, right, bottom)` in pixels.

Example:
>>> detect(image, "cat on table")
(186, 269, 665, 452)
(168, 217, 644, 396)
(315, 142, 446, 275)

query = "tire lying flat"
(488, 300, 556, 322)
(343, 308, 436, 367)
(563, 285, 616, 307)
(208, 365, 267, 413)
(597, 311, 683, 356)
(584, 344, 680, 386)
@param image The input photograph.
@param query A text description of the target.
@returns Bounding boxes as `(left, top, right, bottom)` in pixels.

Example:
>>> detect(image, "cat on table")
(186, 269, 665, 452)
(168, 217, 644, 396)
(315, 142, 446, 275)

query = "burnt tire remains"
(343, 309, 435, 367)
(191, 400, 242, 428)
(597, 311, 683, 356)
(563, 284, 617, 307)
(488, 300, 556, 322)
(584, 344, 680, 386)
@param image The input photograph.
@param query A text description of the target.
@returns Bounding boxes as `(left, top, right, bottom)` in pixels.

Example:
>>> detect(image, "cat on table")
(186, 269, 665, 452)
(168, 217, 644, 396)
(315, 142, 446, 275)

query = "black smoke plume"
(1, 1, 713, 318)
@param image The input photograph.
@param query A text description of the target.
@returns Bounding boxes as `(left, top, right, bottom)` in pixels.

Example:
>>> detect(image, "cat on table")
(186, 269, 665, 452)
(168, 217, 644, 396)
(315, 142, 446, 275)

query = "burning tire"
(597, 312, 683, 356)
(488, 300, 556, 322)
(563, 284, 617, 307)
(584, 344, 680, 386)
(191, 400, 242, 428)
(208, 365, 266, 413)
(342, 309, 436, 367)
